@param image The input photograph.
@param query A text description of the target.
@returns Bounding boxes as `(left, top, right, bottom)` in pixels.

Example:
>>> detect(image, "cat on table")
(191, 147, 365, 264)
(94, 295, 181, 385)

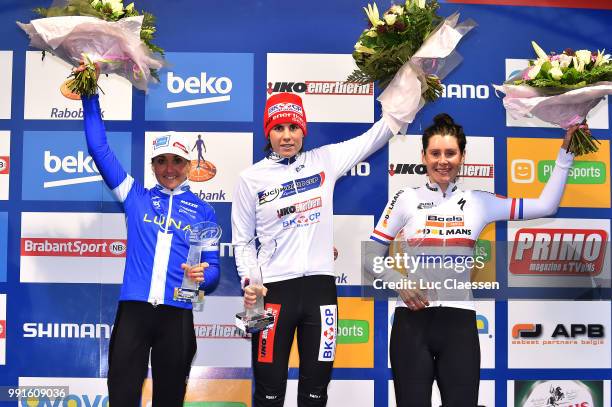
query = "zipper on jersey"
(164, 192, 174, 233)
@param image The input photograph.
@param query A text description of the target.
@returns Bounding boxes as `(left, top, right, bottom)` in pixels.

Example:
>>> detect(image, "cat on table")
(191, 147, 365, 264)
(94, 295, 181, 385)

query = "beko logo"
(43, 150, 101, 188)
(166, 72, 233, 108)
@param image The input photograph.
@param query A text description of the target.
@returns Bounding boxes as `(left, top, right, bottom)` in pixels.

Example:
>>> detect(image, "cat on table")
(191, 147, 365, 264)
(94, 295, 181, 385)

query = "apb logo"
(145, 52, 253, 122)
(22, 131, 131, 201)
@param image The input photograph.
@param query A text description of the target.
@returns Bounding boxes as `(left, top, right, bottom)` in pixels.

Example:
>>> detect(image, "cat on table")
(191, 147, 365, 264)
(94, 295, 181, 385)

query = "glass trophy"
(173, 221, 222, 303)
(235, 236, 276, 334)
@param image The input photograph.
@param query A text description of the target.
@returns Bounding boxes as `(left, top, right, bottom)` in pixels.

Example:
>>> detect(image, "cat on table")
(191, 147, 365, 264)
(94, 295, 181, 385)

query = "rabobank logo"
(145, 52, 253, 121)
(22, 131, 131, 201)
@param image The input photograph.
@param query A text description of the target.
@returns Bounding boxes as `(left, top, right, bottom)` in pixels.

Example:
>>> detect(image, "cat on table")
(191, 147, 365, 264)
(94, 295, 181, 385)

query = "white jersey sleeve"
(475, 148, 574, 223)
(231, 174, 257, 283)
(320, 118, 393, 179)
(370, 189, 413, 246)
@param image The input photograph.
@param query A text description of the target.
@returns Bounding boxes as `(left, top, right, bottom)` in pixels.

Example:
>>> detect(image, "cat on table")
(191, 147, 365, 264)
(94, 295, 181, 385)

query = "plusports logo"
(145, 52, 253, 122)
(507, 138, 610, 208)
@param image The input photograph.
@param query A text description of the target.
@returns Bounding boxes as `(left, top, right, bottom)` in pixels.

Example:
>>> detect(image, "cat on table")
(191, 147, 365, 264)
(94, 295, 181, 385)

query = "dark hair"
(422, 113, 466, 154)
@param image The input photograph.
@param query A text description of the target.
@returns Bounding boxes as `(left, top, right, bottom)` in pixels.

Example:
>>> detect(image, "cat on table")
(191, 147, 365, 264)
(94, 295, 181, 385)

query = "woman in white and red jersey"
(232, 92, 395, 406)
(369, 113, 578, 407)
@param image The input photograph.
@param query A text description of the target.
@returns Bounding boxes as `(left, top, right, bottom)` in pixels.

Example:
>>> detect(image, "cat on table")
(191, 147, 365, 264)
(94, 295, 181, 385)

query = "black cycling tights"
(390, 306, 480, 407)
(107, 301, 196, 407)
(251, 275, 338, 407)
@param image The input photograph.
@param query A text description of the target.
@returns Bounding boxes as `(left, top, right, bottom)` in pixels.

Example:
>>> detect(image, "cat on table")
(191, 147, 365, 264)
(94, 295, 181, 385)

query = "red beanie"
(263, 93, 307, 138)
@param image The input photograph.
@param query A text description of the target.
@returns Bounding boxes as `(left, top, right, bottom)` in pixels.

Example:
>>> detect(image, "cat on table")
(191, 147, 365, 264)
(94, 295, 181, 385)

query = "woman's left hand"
(562, 123, 585, 150)
(181, 262, 208, 283)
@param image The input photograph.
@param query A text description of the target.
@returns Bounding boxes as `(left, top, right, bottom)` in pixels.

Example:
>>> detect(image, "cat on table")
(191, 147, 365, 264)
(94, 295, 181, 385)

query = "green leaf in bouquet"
(540, 60, 552, 74)
(561, 67, 582, 85)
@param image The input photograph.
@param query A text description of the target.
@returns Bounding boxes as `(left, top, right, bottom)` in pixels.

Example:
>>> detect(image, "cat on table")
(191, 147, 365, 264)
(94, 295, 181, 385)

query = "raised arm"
(323, 118, 394, 179)
(480, 126, 577, 223)
(81, 94, 133, 202)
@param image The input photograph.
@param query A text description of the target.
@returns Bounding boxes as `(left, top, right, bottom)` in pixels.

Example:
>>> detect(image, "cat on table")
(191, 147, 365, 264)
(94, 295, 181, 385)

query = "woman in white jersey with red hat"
(369, 113, 579, 407)
(232, 92, 394, 406)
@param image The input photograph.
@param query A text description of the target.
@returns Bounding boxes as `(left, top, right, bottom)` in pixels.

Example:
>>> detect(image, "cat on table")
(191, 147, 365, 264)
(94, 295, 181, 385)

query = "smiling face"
(422, 134, 464, 192)
(268, 123, 304, 158)
(152, 153, 191, 190)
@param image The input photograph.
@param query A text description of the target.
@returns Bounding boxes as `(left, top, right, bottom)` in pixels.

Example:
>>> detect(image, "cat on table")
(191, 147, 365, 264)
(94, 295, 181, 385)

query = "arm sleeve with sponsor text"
(477, 148, 574, 222)
(366, 189, 413, 284)
(81, 94, 134, 202)
(370, 189, 411, 246)
(231, 174, 258, 285)
(200, 203, 221, 293)
(322, 118, 393, 179)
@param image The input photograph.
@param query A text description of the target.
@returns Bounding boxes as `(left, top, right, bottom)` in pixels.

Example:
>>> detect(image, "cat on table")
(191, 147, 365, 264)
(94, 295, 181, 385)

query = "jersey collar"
(154, 179, 190, 196)
(425, 180, 458, 197)
(267, 151, 301, 165)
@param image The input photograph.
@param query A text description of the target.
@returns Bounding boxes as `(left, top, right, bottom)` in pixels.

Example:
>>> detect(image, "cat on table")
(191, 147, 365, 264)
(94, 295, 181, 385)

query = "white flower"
(416, 0, 426, 8)
(390, 5, 404, 15)
(593, 49, 611, 67)
(384, 13, 397, 26)
(101, 0, 124, 15)
(365, 29, 378, 38)
(575, 49, 592, 66)
(549, 66, 563, 80)
(527, 63, 542, 80)
(572, 56, 585, 73)
(531, 41, 550, 66)
(558, 54, 572, 69)
(125, 2, 134, 12)
(364, 3, 382, 27)
(354, 41, 376, 54)
(91, 0, 101, 6)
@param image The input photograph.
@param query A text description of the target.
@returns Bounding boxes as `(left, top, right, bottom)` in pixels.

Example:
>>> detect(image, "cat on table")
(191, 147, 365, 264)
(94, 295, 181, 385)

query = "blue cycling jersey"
(82, 95, 220, 309)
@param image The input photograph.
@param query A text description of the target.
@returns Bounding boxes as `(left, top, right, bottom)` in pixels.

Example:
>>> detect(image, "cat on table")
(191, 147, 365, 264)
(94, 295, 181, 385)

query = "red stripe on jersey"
(258, 303, 281, 364)
(407, 238, 476, 248)
(373, 229, 394, 241)
(510, 198, 517, 220)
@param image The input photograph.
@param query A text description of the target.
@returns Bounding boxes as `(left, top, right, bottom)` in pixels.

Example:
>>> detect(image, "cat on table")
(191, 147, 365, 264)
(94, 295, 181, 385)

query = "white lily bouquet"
(349, 0, 476, 134)
(17, 0, 164, 98)
(495, 42, 612, 156)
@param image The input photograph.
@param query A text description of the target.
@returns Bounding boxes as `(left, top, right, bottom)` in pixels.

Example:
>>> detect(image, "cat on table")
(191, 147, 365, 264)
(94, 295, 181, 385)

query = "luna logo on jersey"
(318, 305, 337, 362)
(257, 172, 325, 205)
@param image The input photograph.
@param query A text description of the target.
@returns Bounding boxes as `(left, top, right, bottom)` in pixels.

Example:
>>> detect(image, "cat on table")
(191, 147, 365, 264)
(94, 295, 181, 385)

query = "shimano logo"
(43, 151, 102, 188)
(23, 322, 112, 338)
(166, 71, 233, 109)
(441, 84, 490, 99)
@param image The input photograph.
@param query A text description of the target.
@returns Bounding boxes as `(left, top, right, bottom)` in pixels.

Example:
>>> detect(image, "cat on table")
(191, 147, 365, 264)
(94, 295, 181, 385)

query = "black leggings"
(251, 275, 338, 407)
(390, 307, 480, 407)
(107, 301, 196, 407)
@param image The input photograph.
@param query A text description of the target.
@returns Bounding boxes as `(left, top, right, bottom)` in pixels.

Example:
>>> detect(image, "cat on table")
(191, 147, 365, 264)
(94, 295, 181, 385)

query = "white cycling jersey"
(369, 147, 574, 310)
(232, 118, 392, 284)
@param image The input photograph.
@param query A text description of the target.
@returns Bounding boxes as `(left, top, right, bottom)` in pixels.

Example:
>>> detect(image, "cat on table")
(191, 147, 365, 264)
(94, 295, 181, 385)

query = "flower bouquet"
(494, 41, 612, 156)
(17, 0, 164, 99)
(348, 0, 476, 134)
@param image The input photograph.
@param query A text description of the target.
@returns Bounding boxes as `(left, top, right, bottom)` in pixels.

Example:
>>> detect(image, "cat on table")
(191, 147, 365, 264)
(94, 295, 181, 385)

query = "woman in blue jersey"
(81, 91, 220, 406)
(369, 113, 579, 407)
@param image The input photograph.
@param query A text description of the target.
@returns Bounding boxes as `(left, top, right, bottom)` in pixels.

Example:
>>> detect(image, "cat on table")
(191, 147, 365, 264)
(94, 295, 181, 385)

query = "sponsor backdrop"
(0, 1, 611, 406)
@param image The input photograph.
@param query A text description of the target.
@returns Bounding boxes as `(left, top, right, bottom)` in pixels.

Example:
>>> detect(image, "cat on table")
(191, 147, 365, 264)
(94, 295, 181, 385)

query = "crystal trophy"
(235, 236, 277, 334)
(173, 221, 222, 303)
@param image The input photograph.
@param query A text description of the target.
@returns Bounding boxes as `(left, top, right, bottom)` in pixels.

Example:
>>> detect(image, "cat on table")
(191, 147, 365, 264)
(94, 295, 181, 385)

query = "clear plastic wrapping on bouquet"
(379, 12, 477, 135)
(18, 10, 164, 92)
(493, 81, 612, 129)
